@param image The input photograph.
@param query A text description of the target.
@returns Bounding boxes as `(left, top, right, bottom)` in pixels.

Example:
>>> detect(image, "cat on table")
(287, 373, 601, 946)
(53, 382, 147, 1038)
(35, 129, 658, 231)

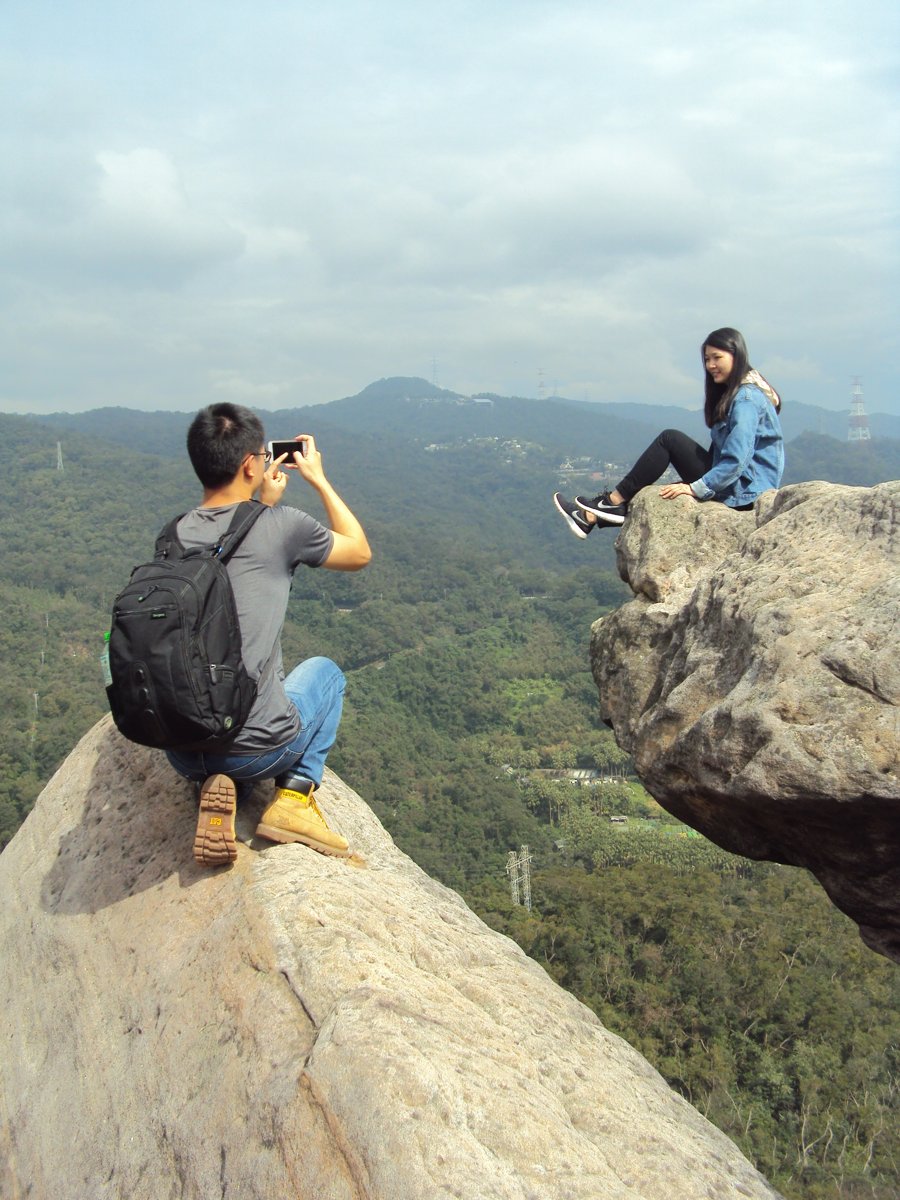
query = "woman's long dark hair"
(703, 327, 749, 427)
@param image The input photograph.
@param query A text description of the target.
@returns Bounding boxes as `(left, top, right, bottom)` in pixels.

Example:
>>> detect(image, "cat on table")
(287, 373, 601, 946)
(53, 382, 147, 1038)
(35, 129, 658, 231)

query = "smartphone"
(267, 439, 307, 465)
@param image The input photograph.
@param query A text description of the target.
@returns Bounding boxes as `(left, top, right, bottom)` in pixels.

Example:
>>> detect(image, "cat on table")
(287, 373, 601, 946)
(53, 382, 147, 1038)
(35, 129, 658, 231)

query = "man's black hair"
(186, 403, 266, 489)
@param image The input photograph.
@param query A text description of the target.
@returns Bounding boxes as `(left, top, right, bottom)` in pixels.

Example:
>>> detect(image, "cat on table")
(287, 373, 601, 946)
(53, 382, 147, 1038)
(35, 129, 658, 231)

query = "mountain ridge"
(38, 373, 900, 445)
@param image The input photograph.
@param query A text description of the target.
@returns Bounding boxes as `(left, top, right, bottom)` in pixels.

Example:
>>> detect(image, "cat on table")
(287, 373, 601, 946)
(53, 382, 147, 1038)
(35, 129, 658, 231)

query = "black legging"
(616, 429, 712, 503)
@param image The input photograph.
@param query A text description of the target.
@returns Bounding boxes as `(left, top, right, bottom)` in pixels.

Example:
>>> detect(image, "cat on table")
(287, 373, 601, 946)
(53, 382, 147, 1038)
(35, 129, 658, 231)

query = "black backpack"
(106, 501, 266, 751)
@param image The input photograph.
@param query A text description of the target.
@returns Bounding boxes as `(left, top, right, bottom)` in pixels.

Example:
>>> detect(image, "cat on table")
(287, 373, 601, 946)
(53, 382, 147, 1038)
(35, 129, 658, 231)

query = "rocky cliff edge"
(591, 480, 900, 963)
(0, 718, 781, 1200)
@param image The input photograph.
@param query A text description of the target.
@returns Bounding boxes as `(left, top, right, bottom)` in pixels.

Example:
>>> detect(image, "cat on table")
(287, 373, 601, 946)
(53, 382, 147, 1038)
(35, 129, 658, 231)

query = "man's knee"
(285, 656, 346, 703)
(305, 656, 345, 687)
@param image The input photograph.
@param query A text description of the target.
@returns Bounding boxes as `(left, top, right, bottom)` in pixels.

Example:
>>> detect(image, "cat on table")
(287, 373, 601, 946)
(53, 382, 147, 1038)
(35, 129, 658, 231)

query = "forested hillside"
(44, 377, 900, 511)
(1, 397, 898, 1200)
(782, 431, 900, 487)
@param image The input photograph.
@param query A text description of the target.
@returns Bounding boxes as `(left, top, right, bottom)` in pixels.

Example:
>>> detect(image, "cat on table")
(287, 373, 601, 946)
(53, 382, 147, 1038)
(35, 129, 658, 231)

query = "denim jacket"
(690, 384, 784, 507)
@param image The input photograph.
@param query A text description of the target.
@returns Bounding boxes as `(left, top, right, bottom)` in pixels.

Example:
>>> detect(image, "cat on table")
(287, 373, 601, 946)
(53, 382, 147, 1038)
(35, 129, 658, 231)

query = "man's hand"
(259, 433, 370, 568)
(289, 434, 326, 486)
(289, 433, 371, 570)
(270, 435, 326, 487)
(259, 455, 291, 506)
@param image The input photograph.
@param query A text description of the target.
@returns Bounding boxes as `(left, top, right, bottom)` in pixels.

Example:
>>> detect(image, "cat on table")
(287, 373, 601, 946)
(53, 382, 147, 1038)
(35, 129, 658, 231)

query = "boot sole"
(194, 775, 238, 867)
(255, 822, 351, 858)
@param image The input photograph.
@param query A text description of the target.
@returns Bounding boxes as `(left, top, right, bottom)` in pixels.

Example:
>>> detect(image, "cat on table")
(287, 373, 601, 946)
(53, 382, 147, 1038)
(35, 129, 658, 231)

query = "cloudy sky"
(3, 0, 898, 415)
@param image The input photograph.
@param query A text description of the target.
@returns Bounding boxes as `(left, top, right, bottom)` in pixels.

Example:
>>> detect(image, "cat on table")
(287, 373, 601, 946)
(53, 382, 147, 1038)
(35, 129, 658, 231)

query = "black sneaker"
(553, 492, 593, 539)
(576, 491, 628, 526)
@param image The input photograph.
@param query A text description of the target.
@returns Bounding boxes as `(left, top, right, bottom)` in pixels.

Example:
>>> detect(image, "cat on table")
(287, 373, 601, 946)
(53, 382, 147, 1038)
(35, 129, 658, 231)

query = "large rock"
(591, 481, 900, 962)
(0, 717, 782, 1200)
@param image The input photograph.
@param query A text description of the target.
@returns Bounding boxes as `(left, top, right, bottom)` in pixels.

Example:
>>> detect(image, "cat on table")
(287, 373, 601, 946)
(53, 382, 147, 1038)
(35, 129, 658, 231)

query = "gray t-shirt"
(176, 502, 333, 752)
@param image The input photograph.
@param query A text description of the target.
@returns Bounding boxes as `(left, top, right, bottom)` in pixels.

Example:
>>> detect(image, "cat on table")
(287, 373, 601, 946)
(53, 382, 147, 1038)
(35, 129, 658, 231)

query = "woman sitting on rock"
(553, 327, 784, 538)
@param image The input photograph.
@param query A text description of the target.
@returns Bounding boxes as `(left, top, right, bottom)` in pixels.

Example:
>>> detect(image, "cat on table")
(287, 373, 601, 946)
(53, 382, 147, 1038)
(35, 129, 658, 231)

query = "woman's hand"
(659, 481, 695, 500)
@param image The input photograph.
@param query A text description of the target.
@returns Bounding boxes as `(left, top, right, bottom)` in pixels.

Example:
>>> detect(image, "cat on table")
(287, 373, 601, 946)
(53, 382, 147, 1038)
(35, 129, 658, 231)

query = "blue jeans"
(166, 656, 345, 795)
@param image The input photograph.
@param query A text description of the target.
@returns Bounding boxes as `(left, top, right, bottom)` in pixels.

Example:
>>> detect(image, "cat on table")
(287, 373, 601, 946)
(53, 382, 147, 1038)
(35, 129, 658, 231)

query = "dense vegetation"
(781, 431, 900, 487)
(476, 866, 898, 1198)
(1, 393, 898, 1200)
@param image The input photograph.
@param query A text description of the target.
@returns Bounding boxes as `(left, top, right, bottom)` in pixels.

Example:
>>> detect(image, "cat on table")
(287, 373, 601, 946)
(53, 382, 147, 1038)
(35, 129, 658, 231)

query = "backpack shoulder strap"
(152, 501, 266, 562)
(216, 500, 267, 563)
(154, 514, 188, 560)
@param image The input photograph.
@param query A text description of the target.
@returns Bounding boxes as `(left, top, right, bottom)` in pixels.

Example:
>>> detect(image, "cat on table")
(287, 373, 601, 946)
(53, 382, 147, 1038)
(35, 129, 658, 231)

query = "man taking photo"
(165, 402, 371, 867)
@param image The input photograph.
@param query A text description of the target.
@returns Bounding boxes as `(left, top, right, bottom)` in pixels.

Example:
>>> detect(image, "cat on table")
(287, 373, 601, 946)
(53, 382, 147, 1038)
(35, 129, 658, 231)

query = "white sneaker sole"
(587, 510, 625, 526)
(553, 493, 589, 539)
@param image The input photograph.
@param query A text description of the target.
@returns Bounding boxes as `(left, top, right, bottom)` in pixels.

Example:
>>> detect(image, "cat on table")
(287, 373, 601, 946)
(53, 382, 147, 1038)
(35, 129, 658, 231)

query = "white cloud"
(71, 148, 244, 287)
(0, 0, 897, 414)
(96, 149, 187, 221)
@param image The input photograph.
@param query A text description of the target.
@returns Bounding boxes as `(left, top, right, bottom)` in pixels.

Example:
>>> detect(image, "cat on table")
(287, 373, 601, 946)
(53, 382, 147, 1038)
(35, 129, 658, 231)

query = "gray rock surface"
(591, 480, 900, 962)
(0, 717, 782, 1200)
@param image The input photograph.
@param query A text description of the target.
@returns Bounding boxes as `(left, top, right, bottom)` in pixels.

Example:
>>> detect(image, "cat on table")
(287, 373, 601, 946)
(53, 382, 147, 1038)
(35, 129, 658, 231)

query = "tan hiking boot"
(255, 781, 350, 857)
(194, 774, 238, 867)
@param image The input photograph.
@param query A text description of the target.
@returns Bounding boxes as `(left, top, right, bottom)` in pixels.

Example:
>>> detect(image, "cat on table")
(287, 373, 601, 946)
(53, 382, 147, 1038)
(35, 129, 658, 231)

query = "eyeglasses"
(248, 450, 272, 464)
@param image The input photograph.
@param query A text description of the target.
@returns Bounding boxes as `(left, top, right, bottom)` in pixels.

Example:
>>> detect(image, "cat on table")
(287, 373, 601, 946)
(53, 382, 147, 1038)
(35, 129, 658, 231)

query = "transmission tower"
(506, 845, 533, 910)
(506, 851, 520, 905)
(57, 441, 64, 471)
(848, 378, 871, 441)
(519, 845, 532, 910)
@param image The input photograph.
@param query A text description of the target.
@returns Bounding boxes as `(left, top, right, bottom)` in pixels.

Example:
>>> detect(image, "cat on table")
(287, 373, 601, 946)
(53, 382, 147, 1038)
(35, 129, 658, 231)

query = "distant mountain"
(41, 374, 900, 453)
(42, 379, 683, 464)
(558, 396, 900, 444)
(327, 376, 900, 442)
(30, 376, 900, 521)
(292, 386, 675, 462)
(777, 400, 900, 443)
(37, 407, 191, 461)
(346, 377, 459, 403)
